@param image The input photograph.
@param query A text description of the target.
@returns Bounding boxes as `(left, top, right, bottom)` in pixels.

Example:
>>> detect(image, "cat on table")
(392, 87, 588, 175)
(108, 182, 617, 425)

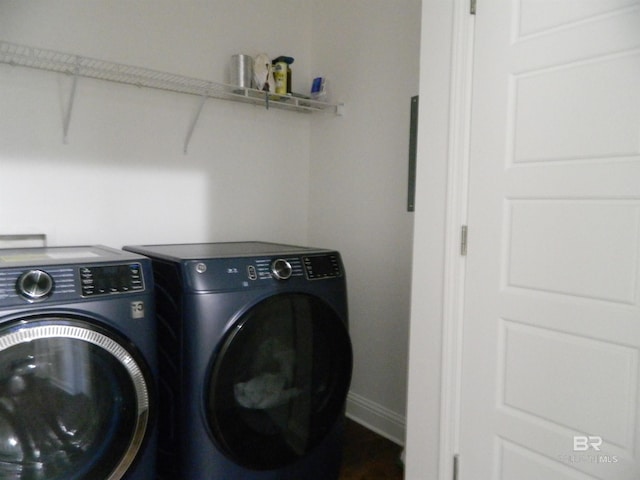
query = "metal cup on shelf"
(230, 54, 253, 91)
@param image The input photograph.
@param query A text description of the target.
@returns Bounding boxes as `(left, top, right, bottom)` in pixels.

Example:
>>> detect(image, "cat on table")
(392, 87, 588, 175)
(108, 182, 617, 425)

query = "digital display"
(80, 263, 143, 296)
(94, 266, 131, 291)
(303, 255, 341, 280)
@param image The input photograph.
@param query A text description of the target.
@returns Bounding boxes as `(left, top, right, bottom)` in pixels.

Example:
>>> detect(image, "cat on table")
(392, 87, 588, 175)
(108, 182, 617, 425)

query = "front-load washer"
(123, 242, 353, 480)
(0, 245, 157, 480)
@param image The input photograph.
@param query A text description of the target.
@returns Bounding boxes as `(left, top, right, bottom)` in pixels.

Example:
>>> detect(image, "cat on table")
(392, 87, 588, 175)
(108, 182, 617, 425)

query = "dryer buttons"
(17, 269, 54, 301)
(247, 265, 258, 280)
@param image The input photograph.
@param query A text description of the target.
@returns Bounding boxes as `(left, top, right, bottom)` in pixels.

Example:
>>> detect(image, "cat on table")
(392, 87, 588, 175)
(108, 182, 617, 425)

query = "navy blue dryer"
(123, 242, 353, 480)
(0, 245, 157, 480)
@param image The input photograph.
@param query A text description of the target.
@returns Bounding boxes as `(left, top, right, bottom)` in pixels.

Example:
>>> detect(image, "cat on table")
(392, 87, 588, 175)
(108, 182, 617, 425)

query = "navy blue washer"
(123, 242, 353, 480)
(0, 245, 157, 480)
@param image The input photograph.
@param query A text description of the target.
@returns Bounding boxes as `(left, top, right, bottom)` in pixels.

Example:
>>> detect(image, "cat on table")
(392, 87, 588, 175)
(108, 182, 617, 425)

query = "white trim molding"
(437, 2, 476, 480)
(405, 0, 475, 478)
(346, 391, 406, 446)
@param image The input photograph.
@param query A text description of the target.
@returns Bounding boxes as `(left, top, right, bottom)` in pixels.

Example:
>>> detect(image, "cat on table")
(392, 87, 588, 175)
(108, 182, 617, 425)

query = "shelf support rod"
(183, 89, 209, 154)
(63, 56, 80, 144)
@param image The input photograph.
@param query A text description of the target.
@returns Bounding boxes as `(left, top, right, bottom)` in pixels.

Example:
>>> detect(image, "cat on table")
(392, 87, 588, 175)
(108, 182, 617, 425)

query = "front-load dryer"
(123, 242, 353, 480)
(0, 245, 157, 479)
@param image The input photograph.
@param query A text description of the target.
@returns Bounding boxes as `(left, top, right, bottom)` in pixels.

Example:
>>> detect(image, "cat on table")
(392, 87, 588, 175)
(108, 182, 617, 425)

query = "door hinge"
(460, 225, 468, 256)
(470, 0, 476, 15)
(453, 454, 460, 480)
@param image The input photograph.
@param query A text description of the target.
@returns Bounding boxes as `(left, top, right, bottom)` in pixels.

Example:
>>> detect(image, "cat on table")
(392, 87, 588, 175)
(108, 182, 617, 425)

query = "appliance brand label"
(131, 301, 145, 319)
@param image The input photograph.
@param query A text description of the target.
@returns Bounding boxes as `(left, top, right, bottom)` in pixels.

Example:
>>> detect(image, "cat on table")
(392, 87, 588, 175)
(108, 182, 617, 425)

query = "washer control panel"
(0, 262, 145, 304)
(80, 263, 144, 296)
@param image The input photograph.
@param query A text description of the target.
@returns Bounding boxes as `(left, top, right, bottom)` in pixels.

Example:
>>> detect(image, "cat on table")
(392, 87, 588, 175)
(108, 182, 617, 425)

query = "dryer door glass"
(207, 293, 353, 470)
(0, 318, 151, 480)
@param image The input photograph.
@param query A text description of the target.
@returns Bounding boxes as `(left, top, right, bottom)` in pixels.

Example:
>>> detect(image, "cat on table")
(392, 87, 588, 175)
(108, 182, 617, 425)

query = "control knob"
(271, 259, 292, 280)
(17, 270, 54, 301)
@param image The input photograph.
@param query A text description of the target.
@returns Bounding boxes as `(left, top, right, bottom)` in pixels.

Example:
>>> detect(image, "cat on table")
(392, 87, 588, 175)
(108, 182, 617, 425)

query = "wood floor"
(339, 419, 404, 480)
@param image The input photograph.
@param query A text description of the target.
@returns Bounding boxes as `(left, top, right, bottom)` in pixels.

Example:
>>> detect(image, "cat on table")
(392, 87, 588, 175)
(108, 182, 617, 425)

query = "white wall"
(309, 0, 421, 443)
(0, 0, 421, 444)
(0, 0, 314, 247)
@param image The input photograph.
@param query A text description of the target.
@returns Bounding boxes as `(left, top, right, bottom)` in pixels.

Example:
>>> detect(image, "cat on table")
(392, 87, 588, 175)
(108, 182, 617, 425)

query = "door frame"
(435, 2, 474, 479)
(406, 1, 475, 479)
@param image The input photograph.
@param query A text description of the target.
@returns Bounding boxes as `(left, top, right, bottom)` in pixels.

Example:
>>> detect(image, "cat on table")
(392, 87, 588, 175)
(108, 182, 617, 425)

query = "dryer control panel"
(186, 253, 343, 292)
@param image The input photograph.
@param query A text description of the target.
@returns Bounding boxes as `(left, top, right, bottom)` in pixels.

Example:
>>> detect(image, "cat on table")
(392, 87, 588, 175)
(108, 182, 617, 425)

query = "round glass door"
(0, 317, 152, 480)
(207, 293, 353, 470)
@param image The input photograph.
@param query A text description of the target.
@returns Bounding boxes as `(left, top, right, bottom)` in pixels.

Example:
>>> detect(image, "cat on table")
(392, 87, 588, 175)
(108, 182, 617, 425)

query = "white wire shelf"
(0, 40, 338, 112)
(0, 40, 342, 151)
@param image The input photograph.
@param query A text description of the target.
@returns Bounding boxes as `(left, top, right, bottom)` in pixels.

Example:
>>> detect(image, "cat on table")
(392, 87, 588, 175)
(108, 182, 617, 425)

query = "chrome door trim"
(0, 321, 150, 480)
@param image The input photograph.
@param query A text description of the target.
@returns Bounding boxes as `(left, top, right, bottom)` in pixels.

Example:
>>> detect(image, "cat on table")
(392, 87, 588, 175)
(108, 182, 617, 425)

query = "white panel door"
(459, 2, 640, 479)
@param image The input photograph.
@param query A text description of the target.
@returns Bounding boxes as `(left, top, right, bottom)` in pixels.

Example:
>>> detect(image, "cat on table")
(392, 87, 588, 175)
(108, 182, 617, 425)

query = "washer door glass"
(207, 293, 353, 470)
(0, 318, 151, 480)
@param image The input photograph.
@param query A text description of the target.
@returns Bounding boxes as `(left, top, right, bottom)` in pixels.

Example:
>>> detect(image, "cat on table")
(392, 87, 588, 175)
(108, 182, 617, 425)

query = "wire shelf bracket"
(184, 91, 209, 154)
(62, 56, 80, 144)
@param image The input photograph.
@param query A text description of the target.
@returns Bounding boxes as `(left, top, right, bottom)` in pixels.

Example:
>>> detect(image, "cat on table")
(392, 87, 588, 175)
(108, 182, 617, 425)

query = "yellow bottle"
(273, 62, 288, 95)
